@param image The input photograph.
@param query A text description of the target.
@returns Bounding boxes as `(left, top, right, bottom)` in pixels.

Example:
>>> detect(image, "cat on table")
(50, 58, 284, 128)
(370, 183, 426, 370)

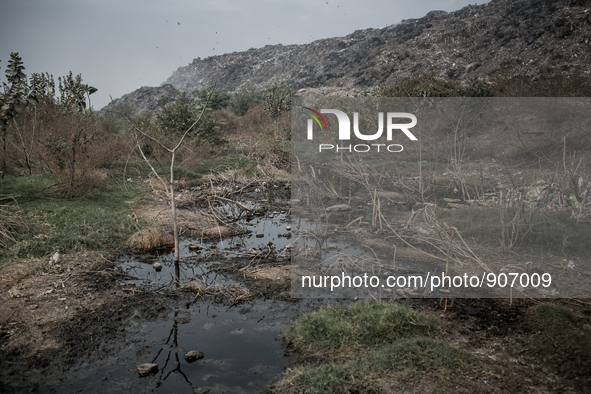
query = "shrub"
(194, 88, 231, 110)
(229, 87, 263, 116)
(155, 90, 225, 146)
(263, 82, 293, 118)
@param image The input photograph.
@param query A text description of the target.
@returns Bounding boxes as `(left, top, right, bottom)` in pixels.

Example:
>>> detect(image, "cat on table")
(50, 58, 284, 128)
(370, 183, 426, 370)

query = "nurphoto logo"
(303, 107, 418, 153)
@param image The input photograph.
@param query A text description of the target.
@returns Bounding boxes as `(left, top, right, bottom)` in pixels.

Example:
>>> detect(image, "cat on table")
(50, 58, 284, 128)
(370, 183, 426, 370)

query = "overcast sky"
(1, 0, 488, 109)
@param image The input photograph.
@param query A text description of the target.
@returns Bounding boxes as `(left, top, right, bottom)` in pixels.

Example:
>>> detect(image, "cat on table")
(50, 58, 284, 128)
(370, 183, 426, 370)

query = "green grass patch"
(436, 207, 591, 256)
(533, 304, 574, 323)
(101, 158, 202, 180)
(283, 338, 467, 393)
(368, 337, 468, 376)
(0, 174, 146, 264)
(284, 363, 362, 394)
(279, 300, 467, 393)
(283, 300, 442, 353)
(195, 153, 257, 177)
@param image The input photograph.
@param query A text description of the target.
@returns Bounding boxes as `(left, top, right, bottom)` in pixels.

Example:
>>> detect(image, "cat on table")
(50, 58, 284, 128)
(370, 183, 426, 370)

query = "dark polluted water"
(54, 201, 320, 393)
(61, 299, 316, 394)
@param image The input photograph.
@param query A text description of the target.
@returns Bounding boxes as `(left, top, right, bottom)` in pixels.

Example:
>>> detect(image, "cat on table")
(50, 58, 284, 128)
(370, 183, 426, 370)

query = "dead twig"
(209, 195, 252, 211)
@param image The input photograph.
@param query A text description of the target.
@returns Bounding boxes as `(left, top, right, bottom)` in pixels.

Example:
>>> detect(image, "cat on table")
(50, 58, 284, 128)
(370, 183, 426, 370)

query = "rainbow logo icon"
(303, 107, 329, 132)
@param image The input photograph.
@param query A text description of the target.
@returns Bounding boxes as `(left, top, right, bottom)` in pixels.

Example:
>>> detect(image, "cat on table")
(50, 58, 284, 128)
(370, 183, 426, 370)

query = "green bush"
(194, 88, 231, 110)
(229, 87, 263, 116)
(155, 90, 225, 145)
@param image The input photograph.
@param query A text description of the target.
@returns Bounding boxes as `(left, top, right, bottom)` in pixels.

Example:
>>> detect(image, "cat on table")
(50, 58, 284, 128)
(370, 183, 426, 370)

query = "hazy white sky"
(1, 0, 487, 109)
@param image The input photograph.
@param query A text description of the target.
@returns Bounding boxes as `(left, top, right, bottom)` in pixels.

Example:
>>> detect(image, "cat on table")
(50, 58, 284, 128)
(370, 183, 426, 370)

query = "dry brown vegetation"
(129, 228, 174, 251)
(7, 99, 130, 197)
(0, 202, 30, 248)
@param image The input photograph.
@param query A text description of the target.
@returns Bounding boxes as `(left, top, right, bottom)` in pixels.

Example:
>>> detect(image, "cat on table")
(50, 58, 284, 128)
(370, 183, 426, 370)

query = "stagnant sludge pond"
(52, 183, 322, 393)
(61, 299, 312, 393)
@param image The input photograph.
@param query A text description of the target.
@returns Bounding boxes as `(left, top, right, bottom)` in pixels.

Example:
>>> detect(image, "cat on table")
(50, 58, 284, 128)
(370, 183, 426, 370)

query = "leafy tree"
(156, 89, 225, 146)
(10, 72, 55, 176)
(1, 52, 32, 179)
(28, 72, 56, 100)
(194, 88, 231, 110)
(58, 71, 97, 113)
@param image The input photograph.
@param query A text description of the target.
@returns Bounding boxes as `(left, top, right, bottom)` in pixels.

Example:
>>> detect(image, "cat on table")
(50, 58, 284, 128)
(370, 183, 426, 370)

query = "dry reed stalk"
(382, 205, 491, 273)
(209, 195, 252, 212)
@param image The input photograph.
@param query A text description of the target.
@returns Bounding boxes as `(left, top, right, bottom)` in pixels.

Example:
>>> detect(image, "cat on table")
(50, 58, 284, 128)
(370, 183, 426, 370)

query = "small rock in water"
(185, 350, 205, 363)
(326, 204, 351, 212)
(153, 263, 163, 271)
(256, 234, 264, 238)
(285, 226, 291, 231)
(137, 363, 158, 377)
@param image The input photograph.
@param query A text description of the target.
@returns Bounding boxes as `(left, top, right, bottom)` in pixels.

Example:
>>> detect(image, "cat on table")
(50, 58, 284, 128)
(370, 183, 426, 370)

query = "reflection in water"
(153, 309, 194, 390)
(62, 297, 307, 393)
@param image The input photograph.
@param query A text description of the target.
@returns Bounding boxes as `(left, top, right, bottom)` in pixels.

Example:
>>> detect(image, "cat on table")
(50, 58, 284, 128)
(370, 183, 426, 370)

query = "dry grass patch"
(129, 228, 174, 250)
(0, 204, 30, 249)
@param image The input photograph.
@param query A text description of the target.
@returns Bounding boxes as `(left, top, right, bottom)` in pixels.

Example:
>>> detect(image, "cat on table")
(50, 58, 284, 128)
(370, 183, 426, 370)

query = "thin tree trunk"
(170, 151, 180, 264)
(70, 142, 76, 199)
(1, 125, 7, 180)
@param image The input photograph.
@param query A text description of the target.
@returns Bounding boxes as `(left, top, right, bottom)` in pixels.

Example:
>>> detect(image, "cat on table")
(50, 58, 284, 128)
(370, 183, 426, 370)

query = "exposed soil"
(410, 297, 591, 393)
(0, 252, 172, 392)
